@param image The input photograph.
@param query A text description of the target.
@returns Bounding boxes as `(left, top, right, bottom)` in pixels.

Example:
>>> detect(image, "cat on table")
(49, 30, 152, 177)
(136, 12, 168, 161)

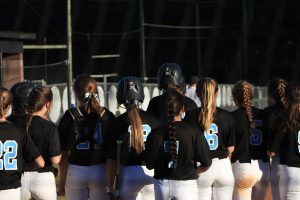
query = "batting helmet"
(117, 77, 144, 108)
(157, 63, 186, 91)
(10, 81, 36, 114)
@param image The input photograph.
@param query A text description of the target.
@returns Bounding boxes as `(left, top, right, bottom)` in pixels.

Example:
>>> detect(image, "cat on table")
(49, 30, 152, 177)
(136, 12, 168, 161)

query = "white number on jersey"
(0, 140, 18, 170)
(128, 124, 151, 148)
(250, 120, 263, 146)
(204, 123, 219, 151)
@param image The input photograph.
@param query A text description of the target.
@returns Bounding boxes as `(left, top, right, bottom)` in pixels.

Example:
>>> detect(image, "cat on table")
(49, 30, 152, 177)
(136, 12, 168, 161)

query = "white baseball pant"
(65, 164, 106, 200)
(280, 165, 300, 200)
(21, 171, 56, 200)
(120, 165, 155, 200)
(154, 179, 198, 200)
(197, 157, 234, 200)
(0, 187, 21, 200)
(251, 159, 270, 200)
(232, 159, 269, 200)
(270, 156, 285, 200)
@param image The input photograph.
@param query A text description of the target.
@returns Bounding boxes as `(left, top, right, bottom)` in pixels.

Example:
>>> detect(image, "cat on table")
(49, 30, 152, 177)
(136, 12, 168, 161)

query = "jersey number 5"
(0, 140, 18, 170)
(250, 120, 263, 146)
(204, 123, 219, 151)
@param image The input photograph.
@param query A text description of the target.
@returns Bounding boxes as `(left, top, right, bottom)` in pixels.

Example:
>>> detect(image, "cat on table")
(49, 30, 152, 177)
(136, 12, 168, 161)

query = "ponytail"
(196, 78, 218, 132)
(128, 107, 144, 154)
(232, 80, 255, 130)
(74, 74, 104, 115)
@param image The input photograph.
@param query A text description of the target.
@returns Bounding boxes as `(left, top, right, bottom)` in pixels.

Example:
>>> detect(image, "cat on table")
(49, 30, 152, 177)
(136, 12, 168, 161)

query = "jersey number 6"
(204, 123, 219, 151)
(0, 140, 18, 170)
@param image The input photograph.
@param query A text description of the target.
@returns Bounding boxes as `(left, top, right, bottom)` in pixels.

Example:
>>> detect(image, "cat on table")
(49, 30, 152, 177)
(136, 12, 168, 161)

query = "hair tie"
(84, 92, 91, 99)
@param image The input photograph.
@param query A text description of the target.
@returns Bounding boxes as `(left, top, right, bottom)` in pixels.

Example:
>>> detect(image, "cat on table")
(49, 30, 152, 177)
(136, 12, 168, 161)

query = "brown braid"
(26, 86, 53, 131)
(267, 78, 288, 107)
(232, 81, 255, 130)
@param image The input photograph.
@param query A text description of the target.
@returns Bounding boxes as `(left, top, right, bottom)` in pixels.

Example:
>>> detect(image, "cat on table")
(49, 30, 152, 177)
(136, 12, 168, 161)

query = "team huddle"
(0, 63, 299, 200)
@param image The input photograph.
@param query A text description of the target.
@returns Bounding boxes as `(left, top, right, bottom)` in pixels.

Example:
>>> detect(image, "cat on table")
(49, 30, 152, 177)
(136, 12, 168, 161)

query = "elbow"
(36, 156, 45, 168)
(227, 146, 235, 154)
(51, 155, 62, 165)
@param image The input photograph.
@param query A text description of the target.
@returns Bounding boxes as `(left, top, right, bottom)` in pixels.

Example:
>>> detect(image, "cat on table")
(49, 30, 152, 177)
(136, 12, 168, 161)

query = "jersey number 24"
(0, 140, 18, 170)
(204, 123, 218, 151)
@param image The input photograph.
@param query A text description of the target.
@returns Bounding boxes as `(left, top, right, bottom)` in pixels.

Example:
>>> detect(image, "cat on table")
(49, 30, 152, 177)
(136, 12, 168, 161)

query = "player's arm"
(59, 150, 69, 196)
(51, 155, 62, 165)
(195, 127, 212, 175)
(34, 155, 45, 168)
(227, 146, 235, 159)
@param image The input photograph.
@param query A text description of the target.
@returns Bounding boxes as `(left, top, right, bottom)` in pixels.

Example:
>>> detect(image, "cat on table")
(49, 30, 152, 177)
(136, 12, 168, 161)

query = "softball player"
(106, 76, 160, 200)
(231, 81, 270, 200)
(268, 82, 300, 200)
(21, 86, 61, 200)
(58, 74, 115, 200)
(0, 87, 44, 200)
(145, 89, 212, 200)
(263, 78, 288, 200)
(147, 63, 197, 119)
(184, 77, 235, 200)
(8, 81, 36, 131)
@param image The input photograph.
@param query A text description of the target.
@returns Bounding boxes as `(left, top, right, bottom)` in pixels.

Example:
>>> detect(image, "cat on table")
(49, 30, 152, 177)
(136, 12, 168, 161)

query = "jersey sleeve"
(224, 113, 236, 147)
(22, 131, 41, 162)
(47, 125, 61, 157)
(194, 127, 212, 167)
(58, 110, 75, 151)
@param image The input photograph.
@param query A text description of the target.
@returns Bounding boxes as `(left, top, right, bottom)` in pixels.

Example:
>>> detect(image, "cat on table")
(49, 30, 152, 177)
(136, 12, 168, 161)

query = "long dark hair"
(0, 87, 12, 118)
(232, 80, 255, 130)
(26, 86, 53, 130)
(283, 82, 300, 133)
(267, 78, 287, 107)
(162, 90, 184, 168)
(73, 74, 104, 115)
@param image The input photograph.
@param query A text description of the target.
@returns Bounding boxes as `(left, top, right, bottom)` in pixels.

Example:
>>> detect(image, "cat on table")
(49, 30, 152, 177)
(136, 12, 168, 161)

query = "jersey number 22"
(0, 140, 18, 170)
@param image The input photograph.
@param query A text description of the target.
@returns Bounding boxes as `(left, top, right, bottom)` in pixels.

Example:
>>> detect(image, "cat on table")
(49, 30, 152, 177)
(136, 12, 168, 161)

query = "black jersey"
(7, 114, 26, 132)
(147, 94, 197, 119)
(263, 103, 286, 146)
(184, 107, 235, 159)
(106, 109, 159, 165)
(231, 107, 268, 163)
(0, 121, 40, 190)
(145, 121, 211, 180)
(58, 107, 115, 166)
(269, 118, 300, 167)
(25, 116, 61, 173)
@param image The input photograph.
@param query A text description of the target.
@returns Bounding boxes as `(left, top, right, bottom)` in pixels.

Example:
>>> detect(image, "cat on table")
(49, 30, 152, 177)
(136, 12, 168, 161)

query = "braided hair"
(73, 74, 104, 115)
(267, 78, 288, 107)
(0, 87, 13, 118)
(196, 78, 218, 132)
(232, 80, 255, 130)
(284, 82, 300, 133)
(26, 86, 53, 131)
(162, 90, 184, 168)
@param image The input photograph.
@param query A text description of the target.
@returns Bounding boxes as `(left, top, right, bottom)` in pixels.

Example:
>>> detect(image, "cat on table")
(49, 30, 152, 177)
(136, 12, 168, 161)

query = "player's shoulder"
(32, 116, 56, 129)
(140, 109, 160, 124)
(149, 95, 161, 104)
(216, 107, 233, 118)
(183, 95, 198, 110)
